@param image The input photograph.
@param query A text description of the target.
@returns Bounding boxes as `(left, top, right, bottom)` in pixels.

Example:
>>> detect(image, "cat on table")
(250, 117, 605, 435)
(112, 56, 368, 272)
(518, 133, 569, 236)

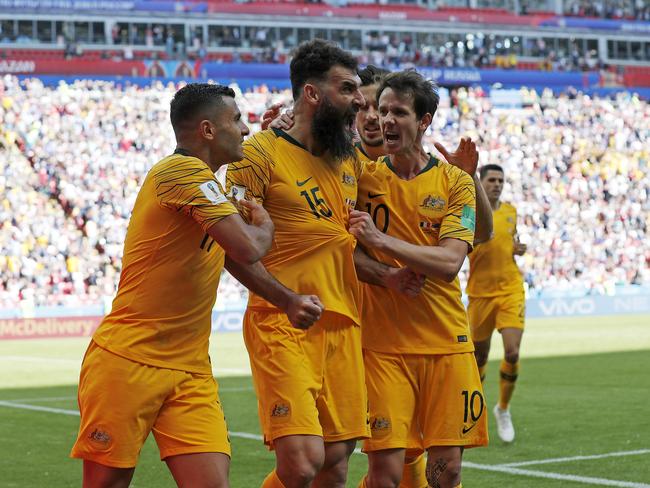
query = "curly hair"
(376, 69, 440, 119)
(358, 64, 390, 87)
(170, 83, 235, 133)
(289, 39, 358, 100)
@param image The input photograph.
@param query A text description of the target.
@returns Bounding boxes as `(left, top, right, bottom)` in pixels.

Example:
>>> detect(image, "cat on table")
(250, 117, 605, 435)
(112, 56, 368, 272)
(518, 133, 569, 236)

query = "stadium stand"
(1, 75, 648, 308)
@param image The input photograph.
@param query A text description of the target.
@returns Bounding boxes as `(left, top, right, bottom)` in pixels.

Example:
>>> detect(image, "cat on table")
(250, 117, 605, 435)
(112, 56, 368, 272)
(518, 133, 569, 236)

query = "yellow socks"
(499, 360, 519, 410)
(400, 454, 427, 488)
(262, 470, 286, 488)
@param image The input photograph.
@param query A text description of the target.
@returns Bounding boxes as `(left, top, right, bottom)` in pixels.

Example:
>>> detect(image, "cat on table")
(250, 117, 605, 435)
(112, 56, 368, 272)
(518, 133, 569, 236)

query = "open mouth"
(363, 125, 381, 137)
(345, 114, 356, 130)
(384, 132, 400, 143)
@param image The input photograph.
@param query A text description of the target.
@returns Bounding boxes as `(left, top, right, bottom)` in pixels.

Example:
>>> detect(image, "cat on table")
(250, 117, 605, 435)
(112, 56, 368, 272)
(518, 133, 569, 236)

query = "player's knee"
(504, 348, 519, 364)
(426, 457, 462, 488)
(321, 457, 350, 486)
(367, 466, 401, 488)
(277, 455, 322, 485)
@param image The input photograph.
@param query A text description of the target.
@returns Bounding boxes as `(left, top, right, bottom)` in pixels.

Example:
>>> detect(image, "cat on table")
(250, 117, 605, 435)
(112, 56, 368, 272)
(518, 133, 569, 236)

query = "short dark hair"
(479, 164, 504, 180)
(358, 65, 390, 87)
(170, 83, 235, 133)
(289, 39, 358, 100)
(376, 69, 439, 119)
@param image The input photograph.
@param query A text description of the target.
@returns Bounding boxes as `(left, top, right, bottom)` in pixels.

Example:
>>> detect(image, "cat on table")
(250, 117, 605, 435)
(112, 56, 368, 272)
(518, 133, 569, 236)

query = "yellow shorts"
(244, 310, 369, 448)
(363, 350, 488, 453)
(468, 291, 526, 342)
(70, 341, 230, 468)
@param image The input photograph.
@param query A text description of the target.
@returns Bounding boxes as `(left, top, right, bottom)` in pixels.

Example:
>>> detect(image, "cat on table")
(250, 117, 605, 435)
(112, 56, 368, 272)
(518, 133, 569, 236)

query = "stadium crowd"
(0, 75, 648, 308)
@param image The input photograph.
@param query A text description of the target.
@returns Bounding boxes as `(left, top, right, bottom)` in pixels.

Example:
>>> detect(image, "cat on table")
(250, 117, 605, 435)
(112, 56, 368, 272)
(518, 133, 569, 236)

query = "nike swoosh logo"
(462, 423, 477, 435)
(368, 192, 385, 199)
(296, 177, 313, 187)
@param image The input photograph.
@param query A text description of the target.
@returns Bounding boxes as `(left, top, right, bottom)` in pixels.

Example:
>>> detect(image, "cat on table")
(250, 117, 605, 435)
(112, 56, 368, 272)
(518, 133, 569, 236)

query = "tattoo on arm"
(426, 458, 448, 488)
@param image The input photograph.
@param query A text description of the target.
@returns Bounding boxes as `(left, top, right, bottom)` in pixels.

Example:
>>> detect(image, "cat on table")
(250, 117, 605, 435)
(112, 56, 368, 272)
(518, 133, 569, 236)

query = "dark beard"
(312, 97, 358, 167)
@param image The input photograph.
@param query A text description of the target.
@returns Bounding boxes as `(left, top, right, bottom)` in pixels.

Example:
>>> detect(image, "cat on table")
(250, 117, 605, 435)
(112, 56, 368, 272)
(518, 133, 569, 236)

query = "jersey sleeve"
(439, 169, 476, 248)
(226, 131, 275, 204)
(154, 158, 238, 233)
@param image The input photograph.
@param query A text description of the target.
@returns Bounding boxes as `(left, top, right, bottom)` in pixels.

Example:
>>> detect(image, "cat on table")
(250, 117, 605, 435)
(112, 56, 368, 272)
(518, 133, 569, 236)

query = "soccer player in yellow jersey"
(225, 40, 423, 488)
(350, 70, 489, 488)
(467, 164, 527, 443)
(70, 84, 274, 488)
(354, 65, 391, 164)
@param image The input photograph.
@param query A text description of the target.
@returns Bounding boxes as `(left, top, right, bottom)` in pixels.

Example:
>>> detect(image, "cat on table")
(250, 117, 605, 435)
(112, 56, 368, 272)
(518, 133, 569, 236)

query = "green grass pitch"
(1, 314, 649, 487)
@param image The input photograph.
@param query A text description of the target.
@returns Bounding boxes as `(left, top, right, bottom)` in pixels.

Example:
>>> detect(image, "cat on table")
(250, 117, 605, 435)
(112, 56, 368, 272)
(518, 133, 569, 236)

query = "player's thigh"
(82, 461, 134, 488)
(316, 314, 370, 442)
(72, 341, 171, 468)
(165, 452, 230, 488)
(362, 350, 419, 453)
(318, 317, 369, 443)
(419, 353, 488, 450)
(468, 297, 497, 343)
(153, 372, 231, 461)
(243, 310, 323, 443)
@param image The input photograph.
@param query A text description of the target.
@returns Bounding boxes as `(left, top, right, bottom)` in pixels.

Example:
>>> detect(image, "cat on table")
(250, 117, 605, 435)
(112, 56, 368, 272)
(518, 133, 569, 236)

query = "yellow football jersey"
(226, 128, 363, 324)
(93, 154, 238, 375)
(355, 143, 375, 164)
(357, 156, 476, 354)
(467, 202, 524, 298)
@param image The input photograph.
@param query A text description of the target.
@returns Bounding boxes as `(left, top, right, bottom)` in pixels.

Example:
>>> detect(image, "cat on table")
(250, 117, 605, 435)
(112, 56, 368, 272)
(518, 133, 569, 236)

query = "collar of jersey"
(272, 128, 309, 152)
(381, 153, 440, 178)
(354, 142, 372, 160)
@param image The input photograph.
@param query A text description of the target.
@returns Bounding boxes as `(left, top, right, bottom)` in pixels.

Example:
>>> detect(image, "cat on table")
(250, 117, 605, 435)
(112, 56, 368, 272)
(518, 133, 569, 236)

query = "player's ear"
(303, 83, 320, 107)
(199, 119, 215, 140)
(419, 113, 433, 132)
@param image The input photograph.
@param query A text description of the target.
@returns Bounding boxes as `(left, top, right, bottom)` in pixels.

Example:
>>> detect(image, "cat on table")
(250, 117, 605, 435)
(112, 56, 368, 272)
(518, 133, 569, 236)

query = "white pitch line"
(463, 461, 650, 488)
(2, 400, 649, 488)
(0, 400, 80, 416)
(0, 387, 252, 405)
(0, 396, 76, 403)
(500, 449, 650, 468)
(229, 431, 263, 441)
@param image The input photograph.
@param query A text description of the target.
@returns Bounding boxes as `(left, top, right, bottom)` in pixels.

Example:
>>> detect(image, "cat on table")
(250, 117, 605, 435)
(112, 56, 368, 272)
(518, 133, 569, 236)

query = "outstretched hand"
(434, 137, 479, 177)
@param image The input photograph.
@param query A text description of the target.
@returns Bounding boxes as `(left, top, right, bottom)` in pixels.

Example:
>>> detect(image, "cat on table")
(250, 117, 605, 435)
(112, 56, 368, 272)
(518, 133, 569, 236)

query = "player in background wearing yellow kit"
(70, 84, 274, 488)
(349, 70, 489, 488)
(467, 164, 527, 443)
(225, 41, 421, 488)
